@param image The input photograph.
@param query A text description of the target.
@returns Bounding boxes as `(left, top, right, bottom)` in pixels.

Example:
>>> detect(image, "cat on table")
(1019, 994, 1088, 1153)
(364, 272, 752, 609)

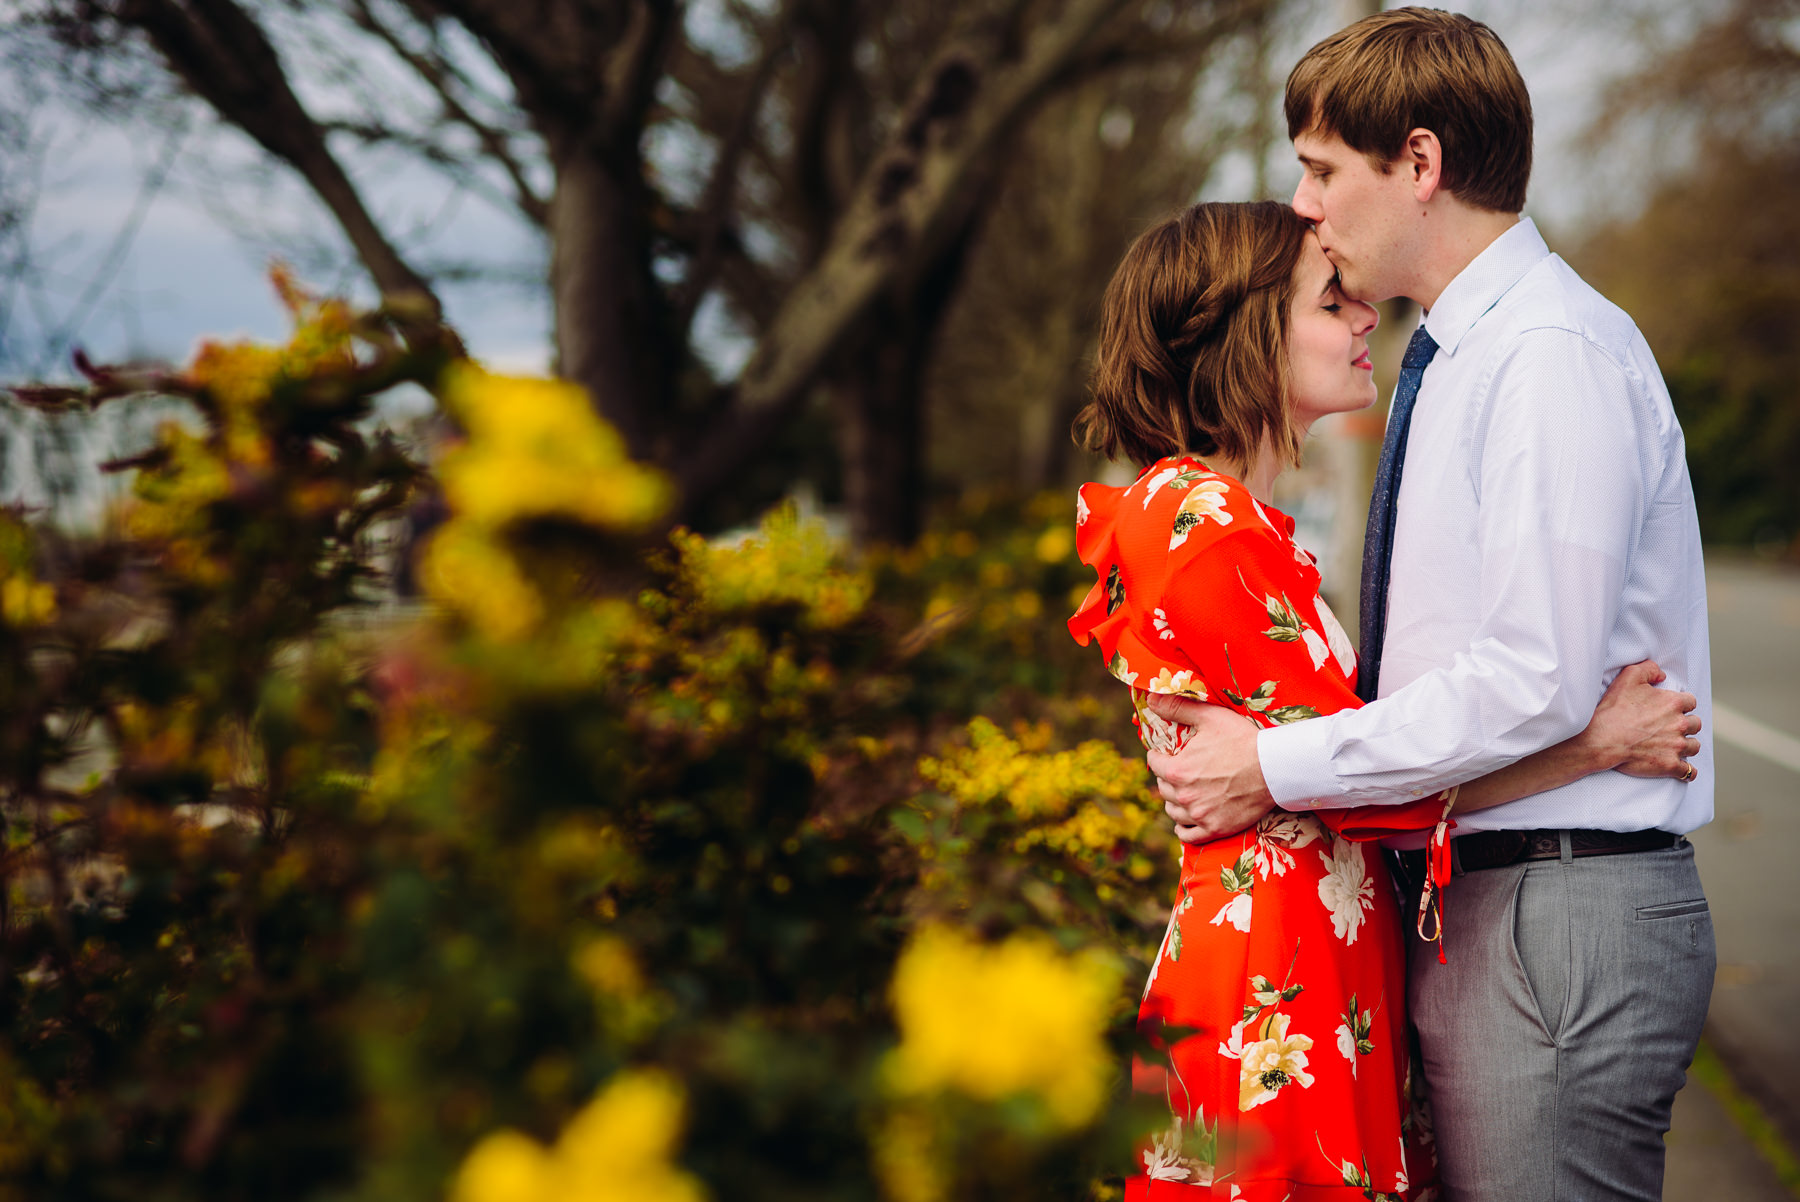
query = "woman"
(1068, 202, 1693, 1200)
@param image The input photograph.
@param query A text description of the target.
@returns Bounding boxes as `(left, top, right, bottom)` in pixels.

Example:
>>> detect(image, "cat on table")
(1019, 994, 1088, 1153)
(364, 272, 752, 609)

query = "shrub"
(0, 280, 1174, 1201)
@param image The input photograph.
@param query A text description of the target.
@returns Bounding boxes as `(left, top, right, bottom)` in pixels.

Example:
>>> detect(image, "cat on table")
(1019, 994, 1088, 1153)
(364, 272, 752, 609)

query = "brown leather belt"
(1397, 827, 1679, 881)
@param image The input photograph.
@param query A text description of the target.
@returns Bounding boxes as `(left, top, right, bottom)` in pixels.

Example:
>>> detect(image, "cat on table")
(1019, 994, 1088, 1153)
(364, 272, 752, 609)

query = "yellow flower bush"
(872, 1108, 945, 1202)
(183, 268, 357, 468)
(451, 1069, 706, 1202)
(120, 424, 233, 584)
(886, 924, 1120, 1128)
(671, 504, 871, 629)
(421, 365, 671, 646)
(917, 716, 1148, 821)
(437, 366, 670, 533)
(0, 516, 55, 627)
(418, 521, 545, 643)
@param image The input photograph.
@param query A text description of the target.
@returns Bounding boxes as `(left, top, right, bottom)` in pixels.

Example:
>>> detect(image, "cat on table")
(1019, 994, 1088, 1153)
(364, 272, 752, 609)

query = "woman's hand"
(1580, 660, 1702, 780)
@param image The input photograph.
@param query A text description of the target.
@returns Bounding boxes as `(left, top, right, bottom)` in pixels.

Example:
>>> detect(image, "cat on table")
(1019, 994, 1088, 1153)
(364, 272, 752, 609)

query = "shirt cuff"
(1257, 718, 1349, 810)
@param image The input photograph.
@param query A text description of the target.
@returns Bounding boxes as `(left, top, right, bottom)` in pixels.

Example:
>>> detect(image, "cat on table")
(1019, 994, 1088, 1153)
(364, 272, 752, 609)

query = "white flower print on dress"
(1300, 626, 1330, 670)
(1076, 490, 1091, 526)
(1133, 691, 1192, 753)
(1210, 892, 1252, 932)
(1250, 811, 1320, 879)
(1108, 651, 1139, 687)
(1218, 1016, 1251, 1062)
(1169, 480, 1233, 548)
(1313, 593, 1357, 677)
(1146, 667, 1201, 695)
(1152, 607, 1175, 641)
(1237, 1012, 1315, 1110)
(1336, 1022, 1358, 1075)
(1317, 836, 1376, 944)
(1139, 464, 1184, 507)
(1140, 1111, 1217, 1185)
(1141, 1129, 1193, 1183)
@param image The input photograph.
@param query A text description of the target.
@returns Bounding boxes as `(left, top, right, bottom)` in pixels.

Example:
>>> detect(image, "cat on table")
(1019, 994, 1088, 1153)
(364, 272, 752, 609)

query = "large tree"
(19, 0, 1275, 542)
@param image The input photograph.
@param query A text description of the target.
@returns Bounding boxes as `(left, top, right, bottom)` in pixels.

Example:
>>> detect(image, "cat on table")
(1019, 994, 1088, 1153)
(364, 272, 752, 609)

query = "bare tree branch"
(670, 0, 802, 345)
(600, 0, 683, 147)
(346, 0, 549, 226)
(1057, 0, 1264, 86)
(680, 0, 1141, 507)
(113, 0, 442, 314)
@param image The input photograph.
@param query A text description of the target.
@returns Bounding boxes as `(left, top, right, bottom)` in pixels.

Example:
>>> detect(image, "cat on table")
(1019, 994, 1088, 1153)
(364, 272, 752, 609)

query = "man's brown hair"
(1284, 7, 1532, 213)
(1075, 201, 1309, 469)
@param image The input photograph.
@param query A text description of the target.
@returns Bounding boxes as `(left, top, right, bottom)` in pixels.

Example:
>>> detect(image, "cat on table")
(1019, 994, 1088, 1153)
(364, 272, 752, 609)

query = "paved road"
(1663, 554, 1800, 1199)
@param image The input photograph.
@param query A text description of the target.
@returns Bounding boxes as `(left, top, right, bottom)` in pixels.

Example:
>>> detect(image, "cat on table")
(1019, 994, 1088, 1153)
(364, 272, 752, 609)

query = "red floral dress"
(1070, 456, 1447, 1201)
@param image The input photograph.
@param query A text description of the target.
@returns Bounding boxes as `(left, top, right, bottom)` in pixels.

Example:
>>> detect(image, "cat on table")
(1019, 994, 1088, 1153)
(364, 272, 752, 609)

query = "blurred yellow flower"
(573, 937, 644, 998)
(1034, 525, 1072, 564)
(873, 1109, 945, 1202)
(419, 523, 543, 642)
(452, 1069, 706, 1202)
(0, 574, 55, 627)
(672, 505, 871, 629)
(438, 366, 670, 533)
(917, 717, 1146, 820)
(885, 924, 1120, 1128)
(124, 424, 230, 538)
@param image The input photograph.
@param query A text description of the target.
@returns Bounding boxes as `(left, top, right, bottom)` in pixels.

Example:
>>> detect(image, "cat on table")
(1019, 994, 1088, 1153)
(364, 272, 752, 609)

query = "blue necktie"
(1357, 324, 1439, 703)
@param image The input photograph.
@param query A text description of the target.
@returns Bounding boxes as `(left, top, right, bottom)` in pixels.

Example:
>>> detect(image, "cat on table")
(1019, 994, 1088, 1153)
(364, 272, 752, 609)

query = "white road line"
(1713, 702, 1800, 776)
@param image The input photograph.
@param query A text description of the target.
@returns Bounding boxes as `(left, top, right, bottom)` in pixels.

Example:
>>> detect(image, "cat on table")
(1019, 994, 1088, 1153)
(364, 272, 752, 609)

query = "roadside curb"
(1692, 1036, 1800, 1198)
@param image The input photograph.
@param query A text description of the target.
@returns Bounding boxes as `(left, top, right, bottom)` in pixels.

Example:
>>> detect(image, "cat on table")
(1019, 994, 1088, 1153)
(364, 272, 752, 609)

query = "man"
(1145, 10, 1715, 1200)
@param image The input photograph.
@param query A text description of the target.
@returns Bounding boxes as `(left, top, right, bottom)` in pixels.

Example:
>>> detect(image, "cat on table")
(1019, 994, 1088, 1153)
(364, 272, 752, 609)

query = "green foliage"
(0, 285, 1174, 1200)
(1575, 140, 1800, 549)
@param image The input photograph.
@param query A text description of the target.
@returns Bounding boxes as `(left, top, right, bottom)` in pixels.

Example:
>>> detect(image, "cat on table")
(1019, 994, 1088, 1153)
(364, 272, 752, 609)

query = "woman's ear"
(1406, 128, 1443, 204)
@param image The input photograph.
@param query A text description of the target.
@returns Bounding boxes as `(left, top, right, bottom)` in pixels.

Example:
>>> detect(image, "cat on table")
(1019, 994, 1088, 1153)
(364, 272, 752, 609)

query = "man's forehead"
(1294, 128, 1353, 161)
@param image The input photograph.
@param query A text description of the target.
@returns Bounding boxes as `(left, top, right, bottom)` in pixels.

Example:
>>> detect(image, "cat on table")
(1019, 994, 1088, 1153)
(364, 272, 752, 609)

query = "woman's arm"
(1453, 660, 1702, 814)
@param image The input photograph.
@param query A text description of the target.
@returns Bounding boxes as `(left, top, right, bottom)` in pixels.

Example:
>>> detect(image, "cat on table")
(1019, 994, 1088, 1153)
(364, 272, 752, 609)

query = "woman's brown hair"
(1074, 200, 1309, 469)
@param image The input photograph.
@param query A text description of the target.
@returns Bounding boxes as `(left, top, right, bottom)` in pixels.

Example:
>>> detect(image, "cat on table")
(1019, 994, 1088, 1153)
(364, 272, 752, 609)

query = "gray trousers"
(1407, 841, 1714, 1201)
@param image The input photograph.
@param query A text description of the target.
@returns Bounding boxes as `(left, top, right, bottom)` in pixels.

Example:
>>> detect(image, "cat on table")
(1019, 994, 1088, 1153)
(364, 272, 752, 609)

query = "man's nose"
(1353, 300, 1378, 335)
(1291, 176, 1323, 223)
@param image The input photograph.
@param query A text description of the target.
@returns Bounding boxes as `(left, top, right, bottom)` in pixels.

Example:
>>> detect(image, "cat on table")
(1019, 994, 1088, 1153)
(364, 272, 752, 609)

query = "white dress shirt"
(1259, 218, 1713, 836)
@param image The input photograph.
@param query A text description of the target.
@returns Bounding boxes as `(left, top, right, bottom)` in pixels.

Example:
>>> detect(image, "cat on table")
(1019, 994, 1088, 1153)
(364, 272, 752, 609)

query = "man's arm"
(1151, 329, 1656, 830)
(1151, 660, 1700, 843)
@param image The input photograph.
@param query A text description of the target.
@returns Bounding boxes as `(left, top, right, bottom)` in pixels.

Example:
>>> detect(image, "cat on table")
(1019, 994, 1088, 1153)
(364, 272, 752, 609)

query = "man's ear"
(1405, 128, 1443, 203)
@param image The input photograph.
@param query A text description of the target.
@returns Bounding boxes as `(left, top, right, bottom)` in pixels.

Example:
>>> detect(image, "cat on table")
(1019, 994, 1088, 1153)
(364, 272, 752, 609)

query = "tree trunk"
(837, 302, 929, 546)
(546, 142, 669, 462)
(836, 211, 981, 545)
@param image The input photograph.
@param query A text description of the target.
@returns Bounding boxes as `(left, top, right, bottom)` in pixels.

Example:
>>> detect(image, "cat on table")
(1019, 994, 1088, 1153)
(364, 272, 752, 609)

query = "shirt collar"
(1422, 216, 1549, 357)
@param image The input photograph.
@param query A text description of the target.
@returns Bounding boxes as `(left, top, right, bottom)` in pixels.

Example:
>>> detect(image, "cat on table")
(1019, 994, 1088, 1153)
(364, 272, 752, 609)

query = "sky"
(0, 0, 1690, 385)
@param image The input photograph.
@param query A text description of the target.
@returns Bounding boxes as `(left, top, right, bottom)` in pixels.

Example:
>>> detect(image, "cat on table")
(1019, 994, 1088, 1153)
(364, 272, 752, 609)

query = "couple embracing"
(1069, 9, 1714, 1200)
